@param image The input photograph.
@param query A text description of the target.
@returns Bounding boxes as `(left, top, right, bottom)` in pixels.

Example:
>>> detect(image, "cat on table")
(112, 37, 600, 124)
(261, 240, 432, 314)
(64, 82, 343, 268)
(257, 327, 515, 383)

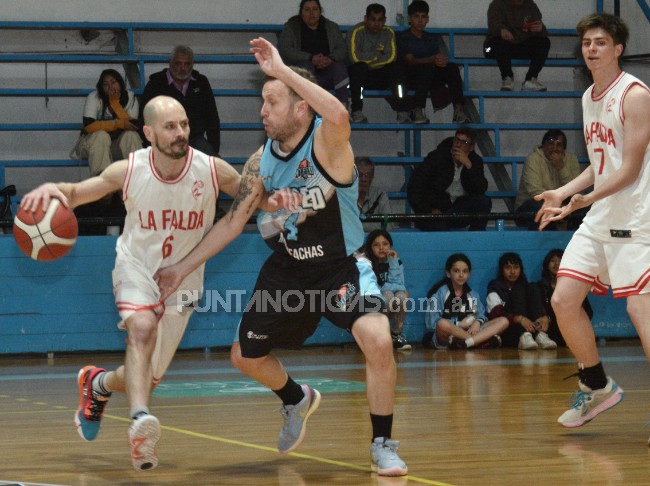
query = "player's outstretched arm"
(20, 160, 127, 212)
(155, 150, 266, 300)
(250, 37, 352, 182)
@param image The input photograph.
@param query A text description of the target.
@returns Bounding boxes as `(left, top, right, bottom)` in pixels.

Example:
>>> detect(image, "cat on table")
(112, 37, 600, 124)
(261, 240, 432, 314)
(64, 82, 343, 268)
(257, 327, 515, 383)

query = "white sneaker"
(128, 414, 161, 471)
(522, 77, 547, 91)
(535, 331, 557, 350)
(411, 108, 429, 124)
(500, 76, 514, 91)
(518, 331, 539, 350)
(350, 110, 368, 123)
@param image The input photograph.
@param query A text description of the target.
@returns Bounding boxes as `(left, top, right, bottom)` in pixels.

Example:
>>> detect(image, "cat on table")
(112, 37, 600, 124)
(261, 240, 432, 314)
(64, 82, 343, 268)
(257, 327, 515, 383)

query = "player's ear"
(614, 43, 623, 58)
(143, 125, 153, 144)
(295, 99, 309, 118)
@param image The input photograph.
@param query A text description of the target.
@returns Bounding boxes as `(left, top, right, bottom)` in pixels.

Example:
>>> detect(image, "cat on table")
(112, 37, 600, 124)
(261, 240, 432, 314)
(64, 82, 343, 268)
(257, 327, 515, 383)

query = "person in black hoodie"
(139, 45, 220, 156)
(407, 126, 491, 231)
(486, 252, 557, 349)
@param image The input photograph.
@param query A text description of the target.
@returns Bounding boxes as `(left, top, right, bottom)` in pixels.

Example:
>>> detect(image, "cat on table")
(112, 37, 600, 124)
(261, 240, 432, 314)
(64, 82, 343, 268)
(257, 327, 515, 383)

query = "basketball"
(13, 198, 78, 261)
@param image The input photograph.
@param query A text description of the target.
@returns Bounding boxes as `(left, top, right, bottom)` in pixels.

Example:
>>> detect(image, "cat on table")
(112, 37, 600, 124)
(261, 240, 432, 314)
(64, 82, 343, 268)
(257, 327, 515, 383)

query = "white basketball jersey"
(116, 147, 218, 293)
(581, 71, 650, 242)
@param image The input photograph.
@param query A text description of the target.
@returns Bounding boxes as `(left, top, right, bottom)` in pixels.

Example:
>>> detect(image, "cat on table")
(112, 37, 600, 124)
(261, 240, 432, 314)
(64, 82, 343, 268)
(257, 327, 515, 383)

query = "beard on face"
(266, 113, 300, 143)
(154, 134, 188, 160)
(170, 67, 192, 82)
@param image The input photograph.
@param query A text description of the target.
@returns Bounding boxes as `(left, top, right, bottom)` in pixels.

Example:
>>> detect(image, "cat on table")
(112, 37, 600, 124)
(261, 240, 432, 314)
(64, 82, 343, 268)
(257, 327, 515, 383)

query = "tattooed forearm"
(229, 153, 263, 217)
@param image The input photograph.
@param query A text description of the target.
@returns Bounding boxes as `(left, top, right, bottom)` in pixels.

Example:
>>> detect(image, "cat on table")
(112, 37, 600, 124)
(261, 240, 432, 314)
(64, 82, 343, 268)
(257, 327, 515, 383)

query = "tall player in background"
(20, 96, 297, 471)
(156, 38, 408, 476)
(535, 13, 650, 432)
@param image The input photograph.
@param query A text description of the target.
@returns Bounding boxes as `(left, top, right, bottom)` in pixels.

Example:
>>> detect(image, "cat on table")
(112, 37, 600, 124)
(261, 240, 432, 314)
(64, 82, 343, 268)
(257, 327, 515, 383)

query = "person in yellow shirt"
(347, 3, 407, 123)
(515, 129, 583, 230)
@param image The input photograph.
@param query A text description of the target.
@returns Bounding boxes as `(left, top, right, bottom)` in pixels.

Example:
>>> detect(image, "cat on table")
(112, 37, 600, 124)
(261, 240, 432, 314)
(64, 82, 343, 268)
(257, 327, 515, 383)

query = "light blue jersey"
(257, 117, 364, 263)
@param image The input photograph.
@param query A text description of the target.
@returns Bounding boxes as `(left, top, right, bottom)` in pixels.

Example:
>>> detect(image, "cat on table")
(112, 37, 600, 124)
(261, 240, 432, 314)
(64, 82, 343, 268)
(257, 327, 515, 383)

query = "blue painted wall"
(0, 231, 633, 354)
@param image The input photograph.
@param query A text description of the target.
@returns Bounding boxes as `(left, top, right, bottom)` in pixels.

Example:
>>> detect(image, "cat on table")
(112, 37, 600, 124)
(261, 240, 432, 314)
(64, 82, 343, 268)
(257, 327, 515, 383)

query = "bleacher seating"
(0, 21, 588, 221)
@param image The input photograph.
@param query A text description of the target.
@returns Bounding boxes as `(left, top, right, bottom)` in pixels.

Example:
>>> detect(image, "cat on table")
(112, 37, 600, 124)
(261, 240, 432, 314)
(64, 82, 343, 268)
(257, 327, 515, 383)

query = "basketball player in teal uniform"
(157, 37, 408, 476)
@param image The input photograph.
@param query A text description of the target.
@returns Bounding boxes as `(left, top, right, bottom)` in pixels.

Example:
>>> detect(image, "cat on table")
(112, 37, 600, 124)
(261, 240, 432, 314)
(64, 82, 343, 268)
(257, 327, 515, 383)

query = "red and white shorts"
(558, 229, 650, 298)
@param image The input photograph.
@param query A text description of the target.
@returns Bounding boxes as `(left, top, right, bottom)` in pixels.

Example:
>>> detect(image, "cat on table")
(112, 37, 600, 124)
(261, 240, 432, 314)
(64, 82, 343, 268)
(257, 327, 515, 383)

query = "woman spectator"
(71, 69, 142, 176)
(278, 0, 349, 106)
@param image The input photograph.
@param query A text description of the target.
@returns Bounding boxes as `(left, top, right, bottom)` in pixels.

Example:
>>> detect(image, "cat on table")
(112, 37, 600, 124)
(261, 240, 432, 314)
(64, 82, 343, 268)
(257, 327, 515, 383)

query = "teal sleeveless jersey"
(257, 117, 364, 263)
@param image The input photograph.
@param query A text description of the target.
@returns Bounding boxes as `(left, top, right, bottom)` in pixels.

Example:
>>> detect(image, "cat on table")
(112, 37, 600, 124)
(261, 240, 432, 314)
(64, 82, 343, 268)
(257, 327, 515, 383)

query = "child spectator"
(364, 229, 411, 351)
(424, 253, 507, 349)
(486, 252, 557, 349)
(534, 249, 593, 347)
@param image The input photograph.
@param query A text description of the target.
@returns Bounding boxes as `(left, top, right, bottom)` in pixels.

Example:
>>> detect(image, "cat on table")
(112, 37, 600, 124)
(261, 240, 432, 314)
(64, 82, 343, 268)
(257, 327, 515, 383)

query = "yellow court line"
(106, 413, 456, 486)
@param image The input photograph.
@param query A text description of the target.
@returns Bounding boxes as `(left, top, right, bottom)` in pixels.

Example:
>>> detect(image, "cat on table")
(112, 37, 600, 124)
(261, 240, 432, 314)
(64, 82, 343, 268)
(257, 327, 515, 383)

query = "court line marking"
(0, 354, 647, 382)
(103, 413, 455, 485)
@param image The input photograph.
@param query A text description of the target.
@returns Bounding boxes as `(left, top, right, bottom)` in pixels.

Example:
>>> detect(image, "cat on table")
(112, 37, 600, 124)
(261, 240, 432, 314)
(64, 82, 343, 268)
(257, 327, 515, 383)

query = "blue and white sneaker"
(558, 376, 624, 428)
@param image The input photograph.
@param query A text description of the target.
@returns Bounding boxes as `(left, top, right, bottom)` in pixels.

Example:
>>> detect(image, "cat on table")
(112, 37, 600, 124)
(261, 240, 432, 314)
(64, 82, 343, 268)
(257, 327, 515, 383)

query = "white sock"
(465, 338, 475, 348)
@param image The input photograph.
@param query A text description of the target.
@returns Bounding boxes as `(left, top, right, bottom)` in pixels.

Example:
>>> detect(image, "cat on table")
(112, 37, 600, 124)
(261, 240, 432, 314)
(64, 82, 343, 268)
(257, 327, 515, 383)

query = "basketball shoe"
(277, 384, 321, 453)
(558, 377, 624, 428)
(128, 414, 161, 471)
(371, 437, 408, 476)
(75, 365, 111, 441)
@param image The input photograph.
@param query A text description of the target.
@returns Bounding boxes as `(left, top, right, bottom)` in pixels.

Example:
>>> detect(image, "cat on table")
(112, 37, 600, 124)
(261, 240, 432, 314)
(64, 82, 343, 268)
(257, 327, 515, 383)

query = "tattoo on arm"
(229, 153, 262, 219)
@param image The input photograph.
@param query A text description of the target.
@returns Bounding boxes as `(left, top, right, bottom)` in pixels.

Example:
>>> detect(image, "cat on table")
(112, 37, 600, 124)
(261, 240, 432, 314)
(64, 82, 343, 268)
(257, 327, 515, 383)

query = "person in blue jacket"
(365, 229, 411, 351)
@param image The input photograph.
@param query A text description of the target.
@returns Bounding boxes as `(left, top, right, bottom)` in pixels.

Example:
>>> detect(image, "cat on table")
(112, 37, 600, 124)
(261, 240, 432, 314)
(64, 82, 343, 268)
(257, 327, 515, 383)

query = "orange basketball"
(13, 198, 78, 261)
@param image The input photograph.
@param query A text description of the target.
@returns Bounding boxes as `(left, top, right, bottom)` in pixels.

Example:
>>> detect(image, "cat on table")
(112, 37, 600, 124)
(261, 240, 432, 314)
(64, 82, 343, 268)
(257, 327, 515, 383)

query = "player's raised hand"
(250, 37, 284, 77)
(267, 187, 303, 213)
(20, 182, 69, 212)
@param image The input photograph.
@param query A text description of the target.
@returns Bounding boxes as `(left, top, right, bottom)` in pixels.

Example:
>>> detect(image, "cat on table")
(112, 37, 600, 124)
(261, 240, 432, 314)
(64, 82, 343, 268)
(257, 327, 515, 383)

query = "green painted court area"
(153, 377, 368, 398)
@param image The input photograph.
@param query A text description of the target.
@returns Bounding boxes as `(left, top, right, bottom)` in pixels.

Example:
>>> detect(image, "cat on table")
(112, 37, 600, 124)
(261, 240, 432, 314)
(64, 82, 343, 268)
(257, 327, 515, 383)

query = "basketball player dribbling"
(535, 13, 650, 433)
(20, 96, 298, 471)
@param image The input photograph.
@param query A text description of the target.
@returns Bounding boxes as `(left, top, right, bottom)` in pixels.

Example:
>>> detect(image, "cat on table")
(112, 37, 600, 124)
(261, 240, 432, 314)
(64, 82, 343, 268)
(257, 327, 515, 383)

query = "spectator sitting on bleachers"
(278, 0, 349, 106)
(347, 3, 408, 123)
(407, 126, 491, 231)
(70, 69, 142, 177)
(355, 156, 395, 231)
(483, 0, 550, 92)
(396, 0, 468, 124)
(139, 45, 220, 156)
(514, 129, 584, 230)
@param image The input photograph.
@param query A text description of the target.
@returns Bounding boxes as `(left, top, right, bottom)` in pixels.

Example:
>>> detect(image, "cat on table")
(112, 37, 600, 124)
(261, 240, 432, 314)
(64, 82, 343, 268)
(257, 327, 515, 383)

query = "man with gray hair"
(140, 45, 221, 155)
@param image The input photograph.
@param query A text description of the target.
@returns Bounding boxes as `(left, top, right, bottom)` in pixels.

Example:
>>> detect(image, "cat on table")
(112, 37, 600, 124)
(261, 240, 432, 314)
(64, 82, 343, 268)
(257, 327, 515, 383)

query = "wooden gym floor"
(1, 341, 649, 486)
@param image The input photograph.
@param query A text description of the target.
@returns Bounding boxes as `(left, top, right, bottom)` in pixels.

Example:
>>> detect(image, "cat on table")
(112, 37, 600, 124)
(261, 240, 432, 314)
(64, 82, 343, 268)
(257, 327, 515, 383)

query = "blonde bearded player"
(535, 13, 650, 432)
(20, 96, 300, 471)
